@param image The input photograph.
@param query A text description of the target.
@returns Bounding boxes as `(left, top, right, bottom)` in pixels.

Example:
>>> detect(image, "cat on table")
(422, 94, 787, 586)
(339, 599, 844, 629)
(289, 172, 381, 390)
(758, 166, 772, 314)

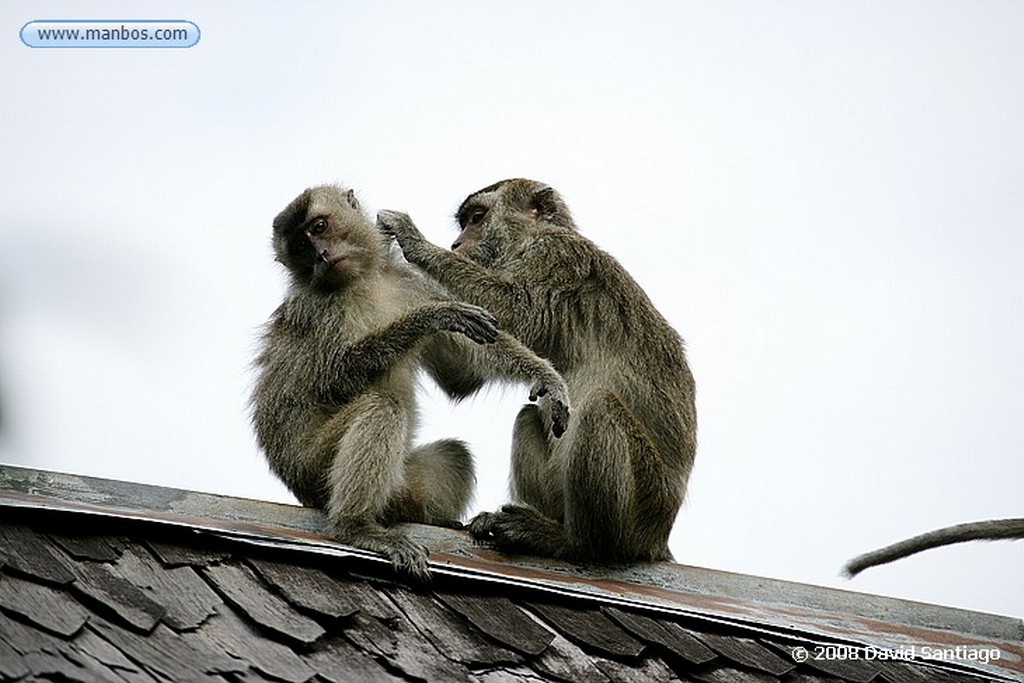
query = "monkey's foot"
(467, 510, 500, 539)
(332, 519, 432, 584)
(432, 518, 466, 530)
(382, 534, 432, 585)
(468, 504, 567, 558)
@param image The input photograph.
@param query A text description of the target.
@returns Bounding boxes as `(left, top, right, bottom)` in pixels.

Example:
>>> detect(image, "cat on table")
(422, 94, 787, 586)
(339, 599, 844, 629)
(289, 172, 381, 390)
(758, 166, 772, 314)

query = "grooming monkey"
(378, 179, 696, 563)
(844, 518, 1024, 577)
(251, 185, 569, 581)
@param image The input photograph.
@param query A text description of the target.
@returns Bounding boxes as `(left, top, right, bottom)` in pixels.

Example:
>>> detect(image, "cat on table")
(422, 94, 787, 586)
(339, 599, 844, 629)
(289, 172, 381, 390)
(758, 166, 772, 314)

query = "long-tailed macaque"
(251, 185, 569, 580)
(378, 179, 696, 563)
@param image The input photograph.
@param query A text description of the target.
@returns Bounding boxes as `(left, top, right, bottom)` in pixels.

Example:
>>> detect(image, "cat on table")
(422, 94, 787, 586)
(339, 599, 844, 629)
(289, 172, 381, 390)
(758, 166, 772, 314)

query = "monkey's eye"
(468, 208, 486, 225)
(309, 218, 328, 236)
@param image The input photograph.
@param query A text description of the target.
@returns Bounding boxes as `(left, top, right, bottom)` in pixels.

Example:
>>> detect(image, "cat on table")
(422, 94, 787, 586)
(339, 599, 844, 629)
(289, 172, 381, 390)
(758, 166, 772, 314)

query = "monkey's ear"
(344, 189, 359, 210)
(530, 185, 575, 229)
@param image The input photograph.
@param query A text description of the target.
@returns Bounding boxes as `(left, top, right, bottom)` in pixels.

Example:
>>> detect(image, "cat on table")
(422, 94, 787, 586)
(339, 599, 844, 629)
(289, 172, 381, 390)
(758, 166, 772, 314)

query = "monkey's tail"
(843, 518, 1024, 577)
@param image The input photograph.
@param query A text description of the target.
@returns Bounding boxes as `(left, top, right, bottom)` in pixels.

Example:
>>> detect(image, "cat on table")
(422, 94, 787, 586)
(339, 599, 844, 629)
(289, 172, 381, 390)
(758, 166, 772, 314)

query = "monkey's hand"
(434, 302, 499, 345)
(529, 379, 571, 438)
(377, 210, 426, 256)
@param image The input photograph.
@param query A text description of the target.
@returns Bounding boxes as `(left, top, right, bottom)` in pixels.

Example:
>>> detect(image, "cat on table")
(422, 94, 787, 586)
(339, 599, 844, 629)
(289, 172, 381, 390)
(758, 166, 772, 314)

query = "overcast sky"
(2, 1, 1021, 619)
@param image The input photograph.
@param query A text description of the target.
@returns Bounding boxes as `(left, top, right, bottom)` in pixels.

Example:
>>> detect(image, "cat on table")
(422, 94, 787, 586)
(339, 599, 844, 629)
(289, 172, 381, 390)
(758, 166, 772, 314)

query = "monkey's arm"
(320, 302, 497, 404)
(843, 518, 1024, 577)
(422, 331, 571, 437)
(378, 210, 529, 310)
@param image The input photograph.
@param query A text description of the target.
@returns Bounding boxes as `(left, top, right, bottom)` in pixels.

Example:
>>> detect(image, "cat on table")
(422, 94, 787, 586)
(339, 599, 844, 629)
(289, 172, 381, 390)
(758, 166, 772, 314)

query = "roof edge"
(1, 462, 1021, 677)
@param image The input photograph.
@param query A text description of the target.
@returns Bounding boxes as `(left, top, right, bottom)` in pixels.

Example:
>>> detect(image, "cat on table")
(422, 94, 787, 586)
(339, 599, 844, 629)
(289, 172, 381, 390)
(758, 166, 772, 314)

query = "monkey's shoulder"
(523, 230, 652, 304)
(386, 258, 450, 300)
(515, 230, 597, 286)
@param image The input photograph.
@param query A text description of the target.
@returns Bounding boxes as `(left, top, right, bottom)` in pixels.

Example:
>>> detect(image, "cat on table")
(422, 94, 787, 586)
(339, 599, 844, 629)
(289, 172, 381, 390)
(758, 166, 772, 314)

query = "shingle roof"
(0, 464, 1020, 682)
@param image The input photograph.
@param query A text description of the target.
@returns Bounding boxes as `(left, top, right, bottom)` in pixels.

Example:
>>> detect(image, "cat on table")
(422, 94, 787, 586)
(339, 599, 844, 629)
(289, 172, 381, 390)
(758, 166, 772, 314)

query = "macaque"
(252, 185, 569, 580)
(378, 179, 696, 563)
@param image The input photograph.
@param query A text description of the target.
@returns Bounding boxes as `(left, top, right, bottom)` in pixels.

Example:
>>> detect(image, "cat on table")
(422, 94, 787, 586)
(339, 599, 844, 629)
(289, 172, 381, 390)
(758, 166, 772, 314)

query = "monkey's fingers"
(449, 305, 499, 345)
(467, 511, 498, 540)
(375, 209, 403, 234)
(550, 401, 570, 438)
(435, 518, 466, 531)
(458, 322, 499, 345)
(376, 210, 420, 244)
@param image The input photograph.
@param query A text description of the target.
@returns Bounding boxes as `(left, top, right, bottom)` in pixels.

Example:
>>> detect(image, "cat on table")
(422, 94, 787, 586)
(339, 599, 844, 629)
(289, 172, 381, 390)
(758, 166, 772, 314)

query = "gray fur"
(378, 178, 696, 563)
(252, 184, 569, 581)
(844, 518, 1024, 576)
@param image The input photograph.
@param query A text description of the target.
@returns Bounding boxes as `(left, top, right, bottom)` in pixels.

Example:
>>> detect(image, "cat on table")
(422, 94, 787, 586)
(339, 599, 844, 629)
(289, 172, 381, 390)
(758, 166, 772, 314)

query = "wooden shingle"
(71, 626, 142, 676)
(185, 604, 315, 683)
(305, 635, 403, 683)
(530, 631, 611, 683)
(528, 600, 646, 659)
(345, 611, 472, 682)
(385, 586, 524, 666)
(0, 571, 89, 637)
(90, 616, 244, 680)
(203, 560, 326, 644)
(146, 538, 229, 567)
(0, 524, 75, 585)
(437, 591, 556, 656)
(249, 556, 361, 620)
(65, 555, 166, 632)
(108, 544, 221, 630)
(49, 532, 122, 562)
(604, 605, 716, 665)
(688, 630, 796, 676)
(595, 653, 678, 683)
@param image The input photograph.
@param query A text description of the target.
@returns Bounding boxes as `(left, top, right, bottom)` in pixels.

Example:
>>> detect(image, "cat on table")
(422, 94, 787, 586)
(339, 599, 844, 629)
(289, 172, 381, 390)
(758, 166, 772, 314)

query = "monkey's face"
(453, 190, 500, 264)
(273, 186, 380, 291)
(454, 179, 576, 267)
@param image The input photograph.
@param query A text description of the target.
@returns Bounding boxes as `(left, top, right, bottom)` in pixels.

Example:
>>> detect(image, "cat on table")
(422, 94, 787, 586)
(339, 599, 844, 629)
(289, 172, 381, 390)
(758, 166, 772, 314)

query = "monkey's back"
(518, 229, 697, 478)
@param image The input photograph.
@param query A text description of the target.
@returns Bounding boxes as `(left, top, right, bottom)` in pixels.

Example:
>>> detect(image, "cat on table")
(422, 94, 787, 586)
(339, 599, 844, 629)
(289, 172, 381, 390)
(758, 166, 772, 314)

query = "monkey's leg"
(467, 404, 568, 557)
(566, 389, 675, 562)
(473, 390, 673, 562)
(474, 391, 628, 561)
(320, 392, 431, 581)
(382, 439, 475, 527)
(561, 389, 634, 558)
(510, 404, 561, 519)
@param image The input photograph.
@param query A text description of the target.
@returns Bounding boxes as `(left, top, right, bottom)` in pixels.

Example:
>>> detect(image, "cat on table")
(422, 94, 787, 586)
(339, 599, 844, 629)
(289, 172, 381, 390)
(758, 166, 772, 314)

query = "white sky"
(2, 1, 1021, 619)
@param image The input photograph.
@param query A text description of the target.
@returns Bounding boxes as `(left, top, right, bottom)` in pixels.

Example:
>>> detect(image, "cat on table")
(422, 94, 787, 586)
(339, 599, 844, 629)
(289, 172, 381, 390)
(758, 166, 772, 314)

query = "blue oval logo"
(21, 20, 200, 49)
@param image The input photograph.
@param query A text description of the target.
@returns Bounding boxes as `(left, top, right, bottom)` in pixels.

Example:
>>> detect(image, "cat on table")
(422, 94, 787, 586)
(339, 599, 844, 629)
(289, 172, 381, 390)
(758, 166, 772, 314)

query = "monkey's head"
(453, 179, 576, 266)
(273, 185, 382, 291)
